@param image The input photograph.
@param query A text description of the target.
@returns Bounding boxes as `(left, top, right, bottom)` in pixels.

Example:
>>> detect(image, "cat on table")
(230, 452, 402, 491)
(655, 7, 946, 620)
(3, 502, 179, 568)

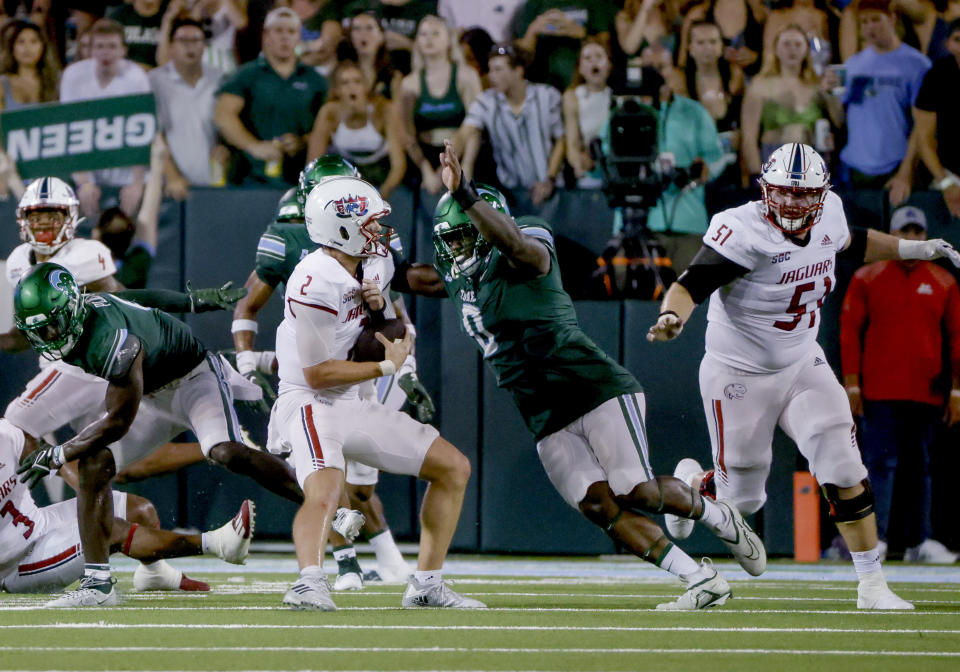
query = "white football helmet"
(759, 143, 830, 235)
(304, 176, 392, 257)
(17, 177, 80, 255)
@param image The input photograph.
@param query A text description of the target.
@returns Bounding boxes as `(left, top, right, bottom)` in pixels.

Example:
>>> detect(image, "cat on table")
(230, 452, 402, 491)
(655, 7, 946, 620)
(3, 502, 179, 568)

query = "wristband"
(898, 239, 928, 260)
(231, 319, 258, 334)
(378, 360, 397, 377)
(51, 444, 66, 468)
(936, 173, 960, 191)
(659, 310, 680, 320)
(451, 178, 481, 211)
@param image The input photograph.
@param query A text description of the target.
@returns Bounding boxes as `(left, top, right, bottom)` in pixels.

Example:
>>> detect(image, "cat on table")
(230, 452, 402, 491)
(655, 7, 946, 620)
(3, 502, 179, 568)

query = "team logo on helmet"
(48, 268, 71, 292)
(329, 195, 369, 219)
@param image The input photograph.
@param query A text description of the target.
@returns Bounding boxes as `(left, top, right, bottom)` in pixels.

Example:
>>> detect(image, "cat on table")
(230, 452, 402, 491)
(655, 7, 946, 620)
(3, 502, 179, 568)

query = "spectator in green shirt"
(214, 7, 328, 186)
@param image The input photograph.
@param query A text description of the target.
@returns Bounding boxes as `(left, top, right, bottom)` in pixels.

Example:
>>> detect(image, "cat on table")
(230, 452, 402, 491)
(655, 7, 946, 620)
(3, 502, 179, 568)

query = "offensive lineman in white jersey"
(648, 143, 960, 609)
(274, 176, 484, 611)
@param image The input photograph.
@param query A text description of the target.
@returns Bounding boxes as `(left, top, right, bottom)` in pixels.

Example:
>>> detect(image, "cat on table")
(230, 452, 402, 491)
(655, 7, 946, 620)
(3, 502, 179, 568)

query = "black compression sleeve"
(389, 247, 413, 294)
(677, 246, 751, 304)
(114, 289, 192, 312)
(838, 227, 868, 262)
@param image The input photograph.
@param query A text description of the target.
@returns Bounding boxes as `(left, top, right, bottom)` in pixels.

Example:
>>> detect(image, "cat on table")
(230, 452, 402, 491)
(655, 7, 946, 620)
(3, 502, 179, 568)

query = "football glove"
(398, 372, 436, 423)
(646, 311, 684, 342)
(899, 238, 960, 267)
(17, 441, 65, 489)
(187, 281, 249, 312)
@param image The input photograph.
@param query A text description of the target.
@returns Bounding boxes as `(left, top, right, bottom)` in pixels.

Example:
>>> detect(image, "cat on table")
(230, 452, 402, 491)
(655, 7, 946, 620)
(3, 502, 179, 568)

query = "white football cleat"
(45, 577, 118, 608)
(402, 577, 486, 608)
(332, 508, 365, 543)
(207, 499, 255, 564)
(656, 558, 731, 611)
(333, 571, 363, 591)
(904, 539, 958, 564)
(664, 458, 704, 540)
(283, 575, 337, 611)
(857, 573, 914, 610)
(715, 499, 766, 576)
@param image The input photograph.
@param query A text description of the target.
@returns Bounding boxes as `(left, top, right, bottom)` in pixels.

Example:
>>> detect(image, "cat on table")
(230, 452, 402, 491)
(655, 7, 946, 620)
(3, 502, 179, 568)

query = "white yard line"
(0, 646, 957, 657)
(0, 623, 956, 634)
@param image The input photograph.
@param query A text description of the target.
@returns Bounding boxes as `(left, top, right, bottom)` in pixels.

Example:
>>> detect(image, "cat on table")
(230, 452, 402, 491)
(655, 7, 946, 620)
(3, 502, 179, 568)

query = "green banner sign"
(1, 94, 156, 180)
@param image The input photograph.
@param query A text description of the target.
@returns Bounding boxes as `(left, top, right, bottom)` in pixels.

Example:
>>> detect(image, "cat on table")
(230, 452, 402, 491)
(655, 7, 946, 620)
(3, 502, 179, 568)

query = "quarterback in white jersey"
(649, 143, 960, 610)
(273, 176, 483, 611)
(0, 418, 254, 601)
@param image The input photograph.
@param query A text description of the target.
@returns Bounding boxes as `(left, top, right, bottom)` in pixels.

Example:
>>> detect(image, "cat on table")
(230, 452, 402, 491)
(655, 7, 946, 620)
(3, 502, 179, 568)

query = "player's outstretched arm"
(439, 139, 551, 277)
(861, 228, 960, 267)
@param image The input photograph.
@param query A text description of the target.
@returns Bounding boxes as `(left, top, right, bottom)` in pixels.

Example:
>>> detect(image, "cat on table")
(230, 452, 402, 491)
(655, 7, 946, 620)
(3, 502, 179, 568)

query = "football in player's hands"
(351, 318, 407, 362)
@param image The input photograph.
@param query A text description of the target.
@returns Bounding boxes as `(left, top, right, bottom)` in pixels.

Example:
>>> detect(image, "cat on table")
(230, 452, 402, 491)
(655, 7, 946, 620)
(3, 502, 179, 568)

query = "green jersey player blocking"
(432, 141, 763, 610)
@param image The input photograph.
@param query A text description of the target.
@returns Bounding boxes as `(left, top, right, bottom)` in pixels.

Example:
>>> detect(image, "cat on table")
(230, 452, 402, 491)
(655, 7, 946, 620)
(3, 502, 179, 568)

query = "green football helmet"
(432, 184, 508, 278)
(297, 155, 361, 208)
(14, 262, 86, 360)
(275, 187, 302, 222)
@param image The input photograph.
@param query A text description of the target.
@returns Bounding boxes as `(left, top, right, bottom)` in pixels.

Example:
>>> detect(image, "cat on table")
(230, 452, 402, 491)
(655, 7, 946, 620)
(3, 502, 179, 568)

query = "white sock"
(201, 531, 215, 555)
(655, 543, 701, 579)
(414, 569, 441, 585)
(300, 565, 324, 580)
(370, 529, 406, 568)
(851, 546, 882, 579)
(84, 563, 111, 582)
(697, 497, 731, 535)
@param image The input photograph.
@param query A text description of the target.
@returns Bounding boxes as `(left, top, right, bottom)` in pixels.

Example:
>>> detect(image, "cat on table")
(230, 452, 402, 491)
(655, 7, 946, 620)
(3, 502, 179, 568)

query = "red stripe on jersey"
(286, 298, 337, 318)
(302, 405, 324, 463)
(18, 544, 81, 573)
(713, 399, 726, 476)
(25, 370, 59, 400)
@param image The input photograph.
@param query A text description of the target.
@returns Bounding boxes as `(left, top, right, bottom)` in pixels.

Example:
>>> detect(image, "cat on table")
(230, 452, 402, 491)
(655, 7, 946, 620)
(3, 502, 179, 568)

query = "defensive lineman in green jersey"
(440, 214, 640, 441)
(14, 263, 302, 607)
(432, 141, 766, 610)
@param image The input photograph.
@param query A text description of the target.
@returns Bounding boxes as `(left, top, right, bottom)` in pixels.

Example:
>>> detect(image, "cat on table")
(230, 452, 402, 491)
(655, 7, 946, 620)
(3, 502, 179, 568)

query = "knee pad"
(822, 479, 874, 522)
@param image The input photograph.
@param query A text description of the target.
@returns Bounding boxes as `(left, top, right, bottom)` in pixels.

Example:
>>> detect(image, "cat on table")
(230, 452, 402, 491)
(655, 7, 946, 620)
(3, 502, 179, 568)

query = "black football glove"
(187, 281, 248, 312)
(17, 441, 64, 489)
(398, 372, 436, 423)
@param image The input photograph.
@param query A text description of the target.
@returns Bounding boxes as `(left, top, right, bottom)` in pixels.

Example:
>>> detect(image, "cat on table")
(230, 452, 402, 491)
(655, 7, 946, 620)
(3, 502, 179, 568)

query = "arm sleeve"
(254, 229, 287, 287)
(676, 246, 750, 304)
(838, 226, 868, 262)
(390, 247, 413, 295)
(113, 289, 193, 312)
(839, 272, 867, 379)
(295, 301, 337, 367)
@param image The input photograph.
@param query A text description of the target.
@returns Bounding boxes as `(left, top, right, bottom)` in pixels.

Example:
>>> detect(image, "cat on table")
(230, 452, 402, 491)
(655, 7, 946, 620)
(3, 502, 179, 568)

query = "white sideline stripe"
(0, 605, 953, 615)
(0, 646, 958, 657)
(3, 624, 958, 635)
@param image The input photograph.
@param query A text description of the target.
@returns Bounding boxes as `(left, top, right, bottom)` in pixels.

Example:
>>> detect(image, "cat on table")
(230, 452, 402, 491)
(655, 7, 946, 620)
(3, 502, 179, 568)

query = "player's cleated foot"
(208, 499, 255, 565)
(656, 559, 731, 611)
(665, 458, 704, 541)
(332, 507, 365, 543)
(133, 561, 210, 592)
(904, 539, 958, 564)
(857, 573, 914, 610)
(333, 571, 363, 591)
(402, 577, 486, 609)
(282, 575, 337, 611)
(45, 576, 118, 608)
(715, 499, 766, 576)
(377, 563, 414, 584)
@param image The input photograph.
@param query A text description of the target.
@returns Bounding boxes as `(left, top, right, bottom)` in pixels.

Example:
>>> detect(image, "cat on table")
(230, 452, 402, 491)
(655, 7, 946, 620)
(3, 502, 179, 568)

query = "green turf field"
(1, 555, 958, 672)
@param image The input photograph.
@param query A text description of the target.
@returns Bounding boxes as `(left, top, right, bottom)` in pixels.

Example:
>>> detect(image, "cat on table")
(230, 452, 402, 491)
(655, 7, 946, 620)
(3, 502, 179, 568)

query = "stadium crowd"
(1, 0, 959, 572)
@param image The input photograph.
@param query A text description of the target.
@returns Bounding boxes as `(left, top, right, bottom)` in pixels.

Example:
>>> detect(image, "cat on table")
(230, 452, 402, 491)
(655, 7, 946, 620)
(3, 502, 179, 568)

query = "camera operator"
(602, 45, 726, 273)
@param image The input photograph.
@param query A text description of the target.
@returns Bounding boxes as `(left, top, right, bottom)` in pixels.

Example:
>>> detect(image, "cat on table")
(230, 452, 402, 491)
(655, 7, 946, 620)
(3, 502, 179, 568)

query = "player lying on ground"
(1, 418, 254, 601)
(648, 142, 960, 609)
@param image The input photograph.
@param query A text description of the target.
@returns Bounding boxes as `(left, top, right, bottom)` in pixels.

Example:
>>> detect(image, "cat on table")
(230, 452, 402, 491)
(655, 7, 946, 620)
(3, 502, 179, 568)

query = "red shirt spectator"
(841, 209, 960, 408)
